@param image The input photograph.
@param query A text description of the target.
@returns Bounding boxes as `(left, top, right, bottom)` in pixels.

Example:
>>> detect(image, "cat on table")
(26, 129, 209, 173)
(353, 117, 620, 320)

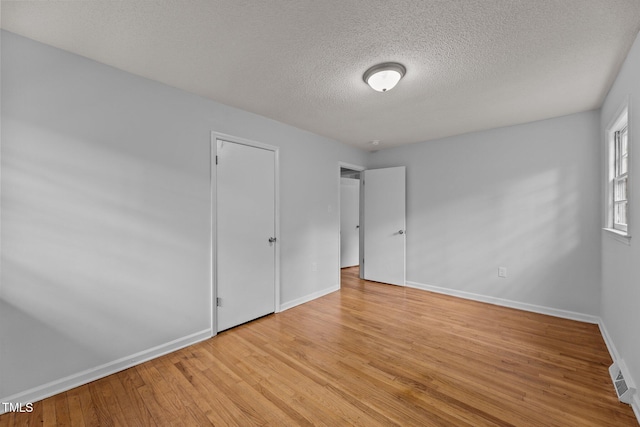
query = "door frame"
(338, 162, 365, 283)
(210, 131, 281, 336)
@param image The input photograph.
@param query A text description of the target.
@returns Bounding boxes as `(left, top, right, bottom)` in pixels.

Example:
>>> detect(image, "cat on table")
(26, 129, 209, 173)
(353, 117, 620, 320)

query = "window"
(613, 125, 629, 231)
(606, 103, 630, 238)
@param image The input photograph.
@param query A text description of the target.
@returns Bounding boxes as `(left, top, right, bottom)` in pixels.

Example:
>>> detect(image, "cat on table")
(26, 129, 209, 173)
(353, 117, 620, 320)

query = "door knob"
(398, 230, 405, 235)
(268, 237, 277, 243)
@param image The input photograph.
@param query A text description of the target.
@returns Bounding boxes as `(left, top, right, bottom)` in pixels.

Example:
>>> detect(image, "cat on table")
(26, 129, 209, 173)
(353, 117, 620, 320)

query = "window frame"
(604, 100, 631, 241)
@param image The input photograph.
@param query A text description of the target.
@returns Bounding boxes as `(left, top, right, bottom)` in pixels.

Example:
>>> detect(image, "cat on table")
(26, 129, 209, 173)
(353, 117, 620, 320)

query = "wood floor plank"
(0, 411, 13, 427)
(65, 388, 86, 427)
(75, 385, 102, 427)
(1, 266, 636, 426)
(239, 325, 404, 426)
(135, 363, 191, 426)
(41, 396, 57, 427)
(87, 378, 124, 427)
(104, 369, 155, 427)
(14, 405, 43, 427)
(172, 355, 259, 425)
(53, 392, 71, 426)
(230, 332, 391, 426)
(155, 355, 224, 426)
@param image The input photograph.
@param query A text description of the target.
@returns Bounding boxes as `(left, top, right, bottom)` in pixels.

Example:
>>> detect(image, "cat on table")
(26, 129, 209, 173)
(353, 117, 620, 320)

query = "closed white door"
(216, 139, 276, 332)
(363, 167, 406, 286)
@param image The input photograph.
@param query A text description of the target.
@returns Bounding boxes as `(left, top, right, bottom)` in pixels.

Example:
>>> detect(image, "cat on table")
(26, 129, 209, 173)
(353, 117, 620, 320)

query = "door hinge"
(215, 155, 218, 165)
(216, 297, 222, 307)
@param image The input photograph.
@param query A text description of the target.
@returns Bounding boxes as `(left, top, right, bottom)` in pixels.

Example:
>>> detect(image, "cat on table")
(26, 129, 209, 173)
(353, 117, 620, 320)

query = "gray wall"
(600, 30, 640, 405)
(0, 31, 367, 398)
(369, 111, 602, 316)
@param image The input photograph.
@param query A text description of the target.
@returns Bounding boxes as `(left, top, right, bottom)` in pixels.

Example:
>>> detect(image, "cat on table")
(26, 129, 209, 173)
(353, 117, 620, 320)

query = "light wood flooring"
(1, 266, 637, 426)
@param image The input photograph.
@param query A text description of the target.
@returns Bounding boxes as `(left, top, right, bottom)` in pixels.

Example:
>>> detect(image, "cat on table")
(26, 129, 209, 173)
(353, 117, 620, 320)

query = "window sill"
(603, 228, 631, 245)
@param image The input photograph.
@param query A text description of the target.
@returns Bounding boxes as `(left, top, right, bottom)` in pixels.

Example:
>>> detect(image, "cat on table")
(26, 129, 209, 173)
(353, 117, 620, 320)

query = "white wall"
(369, 111, 602, 317)
(0, 28, 3, 299)
(0, 31, 367, 400)
(600, 30, 640, 413)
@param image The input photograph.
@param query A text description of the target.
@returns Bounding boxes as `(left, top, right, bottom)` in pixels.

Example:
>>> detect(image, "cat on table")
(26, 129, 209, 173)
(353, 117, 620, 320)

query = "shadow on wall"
(0, 299, 103, 397)
(409, 163, 597, 313)
(0, 119, 209, 396)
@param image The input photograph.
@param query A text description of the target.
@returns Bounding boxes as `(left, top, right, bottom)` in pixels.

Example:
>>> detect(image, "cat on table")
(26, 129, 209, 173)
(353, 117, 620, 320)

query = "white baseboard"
(598, 320, 621, 362)
(279, 284, 340, 312)
(0, 329, 212, 415)
(598, 320, 640, 425)
(405, 281, 600, 324)
(632, 394, 640, 424)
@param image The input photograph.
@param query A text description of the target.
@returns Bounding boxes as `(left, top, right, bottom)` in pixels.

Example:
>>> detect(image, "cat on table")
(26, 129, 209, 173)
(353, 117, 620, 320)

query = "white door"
(216, 139, 276, 332)
(340, 177, 360, 268)
(363, 167, 406, 286)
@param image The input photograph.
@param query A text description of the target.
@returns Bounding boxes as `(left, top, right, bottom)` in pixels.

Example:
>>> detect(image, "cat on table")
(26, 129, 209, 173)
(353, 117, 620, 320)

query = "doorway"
(339, 163, 406, 287)
(339, 163, 365, 283)
(340, 168, 361, 269)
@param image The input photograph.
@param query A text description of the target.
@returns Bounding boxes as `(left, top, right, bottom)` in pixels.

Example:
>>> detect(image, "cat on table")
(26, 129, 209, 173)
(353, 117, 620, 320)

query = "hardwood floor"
(1, 267, 636, 426)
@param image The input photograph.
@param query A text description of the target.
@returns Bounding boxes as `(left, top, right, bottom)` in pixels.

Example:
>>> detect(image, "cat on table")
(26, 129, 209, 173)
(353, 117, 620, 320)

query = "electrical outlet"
(498, 267, 507, 278)
(311, 262, 318, 272)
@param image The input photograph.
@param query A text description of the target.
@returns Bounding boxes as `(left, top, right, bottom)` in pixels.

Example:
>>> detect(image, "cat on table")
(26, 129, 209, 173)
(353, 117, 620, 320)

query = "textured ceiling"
(2, 1, 640, 151)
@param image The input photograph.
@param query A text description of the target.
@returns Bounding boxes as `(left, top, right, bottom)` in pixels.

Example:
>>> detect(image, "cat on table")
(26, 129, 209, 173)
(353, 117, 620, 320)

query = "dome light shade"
(363, 62, 406, 92)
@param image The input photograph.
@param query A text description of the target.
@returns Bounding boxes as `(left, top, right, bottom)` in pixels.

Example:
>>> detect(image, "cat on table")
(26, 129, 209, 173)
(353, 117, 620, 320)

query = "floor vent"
(609, 361, 636, 404)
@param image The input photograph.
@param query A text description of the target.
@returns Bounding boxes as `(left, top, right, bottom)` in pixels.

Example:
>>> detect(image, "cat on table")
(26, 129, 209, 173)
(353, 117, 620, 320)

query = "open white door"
(363, 166, 406, 286)
(216, 138, 276, 332)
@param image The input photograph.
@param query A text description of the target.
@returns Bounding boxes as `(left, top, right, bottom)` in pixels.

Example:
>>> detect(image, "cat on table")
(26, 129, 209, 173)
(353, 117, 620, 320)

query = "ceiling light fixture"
(363, 62, 406, 92)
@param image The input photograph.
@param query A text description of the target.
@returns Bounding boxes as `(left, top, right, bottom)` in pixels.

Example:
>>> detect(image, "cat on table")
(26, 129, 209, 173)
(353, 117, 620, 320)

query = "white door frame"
(210, 131, 280, 336)
(338, 162, 365, 282)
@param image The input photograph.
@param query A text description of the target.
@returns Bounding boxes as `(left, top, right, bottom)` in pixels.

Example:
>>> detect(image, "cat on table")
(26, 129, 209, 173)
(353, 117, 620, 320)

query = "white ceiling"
(2, 1, 640, 151)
